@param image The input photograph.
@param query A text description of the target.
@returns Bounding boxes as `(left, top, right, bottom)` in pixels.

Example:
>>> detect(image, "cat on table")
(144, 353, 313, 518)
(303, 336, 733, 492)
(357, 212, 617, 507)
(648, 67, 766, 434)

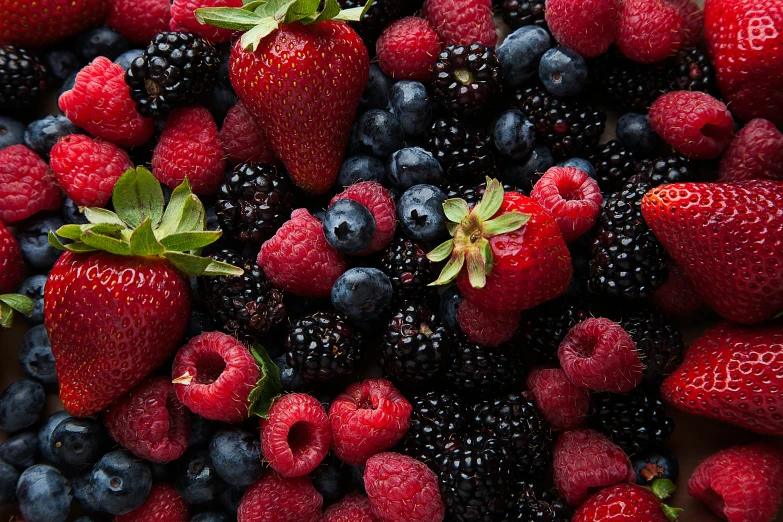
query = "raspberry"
(688, 443, 783, 522)
(648, 91, 734, 160)
(0, 221, 22, 294)
(220, 102, 276, 165)
(376, 17, 441, 82)
(106, 0, 172, 44)
(456, 299, 519, 347)
(330, 181, 396, 255)
(49, 134, 133, 208)
(329, 379, 412, 466)
(421, 0, 496, 48)
(0, 145, 62, 224)
(529, 166, 603, 244)
(617, 0, 684, 63)
(553, 428, 636, 506)
(59, 57, 154, 148)
(114, 482, 189, 522)
(653, 260, 704, 317)
(526, 366, 590, 431)
(322, 493, 379, 522)
(558, 318, 644, 394)
(238, 470, 323, 522)
(364, 452, 445, 522)
(104, 376, 190, 463)
(152, 106, 226, 195)
(170, 0, 243, 42)
(172, 331, 260, 423)
(257, 209, 347, 297)
(719, 118, 783, 182)
(669, 0, 703, 47)
(545, 0, 621, 57)
(260, 393, 332, 477)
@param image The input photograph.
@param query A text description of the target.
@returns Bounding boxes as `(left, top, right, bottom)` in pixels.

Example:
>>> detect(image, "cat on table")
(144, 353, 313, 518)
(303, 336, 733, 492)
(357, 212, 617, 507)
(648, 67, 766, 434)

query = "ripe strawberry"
(641, 181, 783, 324)
(0, 221, 23, 295)
(0, 0, 109, 48)
(573, 482, 674, 522)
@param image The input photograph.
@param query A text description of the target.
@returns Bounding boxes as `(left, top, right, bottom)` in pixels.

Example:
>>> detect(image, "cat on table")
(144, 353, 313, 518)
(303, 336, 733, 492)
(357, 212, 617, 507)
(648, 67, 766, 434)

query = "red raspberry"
(376, 17, 441, 82)
(421, 0, 496, 48)
(170, 0, 242, 42)
(152, 106, 226, 195)
(114, 482, 189, 522)
(719, 118, 783, 182)
(617, 0, 684, 63)
(668, 0, 703, 48)
(104, 376, 190, 463)
(526, 366, 590, 431)
(456, 299, 519, 347)
(260, 393, 332, 477)
(220, 102, 276, 165)
(688, 443, 783, 522)
(364, 452, 445, 522)
(172, 331, 260, 423)
(238, 470, 323, 522)
(0, 145, 62, 224)
(653, 260, 704, 318)
(322, 493, 379, 522)
(50, 134, 133, 208)
(59, 57, 154, 147)
(330, 182, 396, 255)
(530, 166, 603, 244)
(106, 0, 171, 45)
(329, 379, 412, 466)
(553, 428, 635, 506)
(545, 0, 621, 57)
(258, 208, 347, 297)
(573, 483, 668, 522)
(558, 317, 643, 393)
(648, 91, 734, 160)
(0, 221, 23, 294)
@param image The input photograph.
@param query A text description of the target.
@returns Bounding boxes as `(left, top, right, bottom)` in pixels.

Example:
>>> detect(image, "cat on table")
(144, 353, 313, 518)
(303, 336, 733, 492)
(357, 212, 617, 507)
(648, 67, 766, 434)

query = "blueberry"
(78, 27, 129, 61)
(356, 109, 404, 157)
(44, 49, 83, 83)
(17, 275, 47, 326)
(0, 459, 19, 508)
(386, 147, 444, 188)
(0, 431, 38, 469)
(62, 197, 90, 224)
(175, 450, 227, 504)
(59, 72, 78, 99)
(38, 411, 72, 463)
(338, 154, 386, 186)
(360, 64, 394, 112)
(49, 417, 110, 472)
(24, 115, 80, 159)
(0, 116, 25, 151)
(189, 416, 219, 449)
(496, 25, 553, 88)
(86, 450, 152, 515)
(114, 49, 144, 71)
(617, 112, 660, 157)
(397, 184, 448, 243)
(632, 448, 680, 485)
(275, 354, 305, 392)
(19, 324, 58, 385)
(494, 110, 535, 160)
(500, 145, 554, 193)
(311, 458, 351, 503)
(0, 379, 45, 433)
(71, 472, 101, 512)
(192, 512, 231, 522)
(17, 215, 65, 271)
(331, 267, 393, 321)
(538, 45, 588, 97)
(439, 285, 463, 331)
(16, 464, 71, 522)
(208, 83, 238, 127)
(558, 157, 596, 178)
(209, 428, 264, 488)
(323, 199, 376, 255)
(388, 81, 432, 136)
(218, 486, 245, 517)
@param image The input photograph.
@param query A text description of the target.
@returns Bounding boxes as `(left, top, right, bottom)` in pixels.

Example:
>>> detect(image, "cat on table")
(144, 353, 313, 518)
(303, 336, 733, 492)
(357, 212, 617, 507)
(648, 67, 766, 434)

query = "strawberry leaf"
(651, 479, 676, 501)
(162, 252, 243, 277)
(276, 0, 320, 23)
(113, 167, 165, 229)
(0, 294, 33, 317)
(333, 0, 374, 21)
(240, 19, 280, 51)
(55, 224, 86, 241)
(173, 194, 206, 234)
(160, 231, 223, 252)
(311, 0, 341, 23)
(129, 218, 166, 256)
(661, 506, 682, 521)
(482, 212, 530, 237)
(476, 177, 504, 221)
(466, 248, 486, 288)
(81, 230, 131, 256)
(443, 198, 470, 224)
(84, 207, 126, 227)
(194, 7, 266, 30)
(427, 239, 454, 263)
(247, 344, 283, 418)
(429, 250, 465, 286)
(157, 178, 193, 237)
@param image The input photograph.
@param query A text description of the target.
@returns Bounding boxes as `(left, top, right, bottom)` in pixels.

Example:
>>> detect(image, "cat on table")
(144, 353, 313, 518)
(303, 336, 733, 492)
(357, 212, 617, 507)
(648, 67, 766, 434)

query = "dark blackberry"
(511, 85, 606, 160)
(667, 47, 716, 94)
(617, 306, 684, 383)
(215, 164, 297, 244)
(632, 154, 695, 187)
(588, 181, 669, 299)
(399, 390, 469, 470)
(590, 139, 637, 193)
(501, 0, 547, 30)
(593, 50, 669, 113)
(337, 0, 422, 47)
(285, 311, 363, 383)
(200, 249, 287, 341)
(427, 118, 497, 183)
(443, 180, 519, 208)
(445, 335, 524, 395)
(508, 483, 571, 522)
(433, 44, 503, 116)
(0, 46, 48, 111)
(126, 32, 219, 118)
(517, 297, 591, 362)
(379, 235, 437, 300)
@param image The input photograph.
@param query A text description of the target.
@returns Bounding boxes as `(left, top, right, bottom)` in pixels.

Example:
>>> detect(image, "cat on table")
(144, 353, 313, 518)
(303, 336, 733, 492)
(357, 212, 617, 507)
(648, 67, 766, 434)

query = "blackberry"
(593, 50, 669, 113)
(517, 297, 591, 362)
(508, 483, 571, 522)
(588, 182, 669, 299)
(126, 32, 219, 118)
(443, 180, 519, 208)
(667, 47, 716, 94)
(501, 0, 547, 30)
(445, 336, 524, 395)
(215, 164, 297, 244)
(427, 118, 497, 183)
(590, 139, 637, 193)
(379, 235, 437, 300)
(200, 250, 286, 341)
(285, 311, 363, 383)
(0, 46, 48, 111)
(632, 154, 695, 187)
(511, 85, 606, 160)
(433, 44, 503, 116)
(399, 390, 469, 469)
(337, 0, 422, 47)
(617, 306, 684, 383)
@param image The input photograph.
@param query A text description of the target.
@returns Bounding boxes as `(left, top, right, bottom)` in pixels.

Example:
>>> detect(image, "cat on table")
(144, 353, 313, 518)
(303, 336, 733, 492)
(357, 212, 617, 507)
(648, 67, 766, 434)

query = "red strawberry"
(573, 482, 674, 522)
(0, 221, 23, 295)
(0, 0, 109, 48)
(641, 181, 783, 324)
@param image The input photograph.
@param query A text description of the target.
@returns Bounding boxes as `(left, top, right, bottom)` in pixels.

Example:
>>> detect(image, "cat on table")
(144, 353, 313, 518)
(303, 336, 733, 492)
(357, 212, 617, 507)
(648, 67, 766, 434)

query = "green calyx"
(428, 178, 531, 289)
(0, 294, 34, 328)
(650, 479, 683, 521)
(247, 343, 283, 418)
(47, 167, 243, 278)
(195, 0, 374, 51)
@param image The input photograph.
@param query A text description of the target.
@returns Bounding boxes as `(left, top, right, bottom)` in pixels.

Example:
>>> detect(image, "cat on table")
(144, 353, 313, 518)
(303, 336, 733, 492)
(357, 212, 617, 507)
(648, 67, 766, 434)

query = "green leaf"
(466, 248, 486, 289)
(55, 224, 86, 240)
(84, 207, 126, 227)
(276, 0, 319, 23)
(112, 167, 165, 229)
(476, 177, 504, 221)
(0, 294, 34, 316)
(161, 251, 212, 276)
(482, 212, 530, 237)
(157, 178, 194, 237)
(311, 0, 341, 23)
(247, 344, 283, 418)
(651, 479, 676, 502)
(63, 242, 100, 253)
(129, 218, 165, 256)
(175, 194, 206, 234)
(429, 251, 465, 286)
(202, 260, 245, 277)
(333, 0, 373, 21)
(240, 18, 279, 51)
(0, 302, 13, 328)
(480, 239, 493, 274)
(81, 230, 131, 256)
(427, 239, 454, 263)
(443, 198, 470, 224)
(48, 231, 68, 251)
(242, 0, 266, 8)
(85, 223, 126, 236)
(160, 231, 223, 252)
(446, 221, 458, 236)
(194, 7, 265, 30)
(661, 505, 682, 522)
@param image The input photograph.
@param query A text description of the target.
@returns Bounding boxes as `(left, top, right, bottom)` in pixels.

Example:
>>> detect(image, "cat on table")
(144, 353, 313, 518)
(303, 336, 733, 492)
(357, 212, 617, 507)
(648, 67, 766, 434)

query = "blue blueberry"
(439, 285, 464, 332)
(499, 145, 554, 194)
(16, 464, 71, 522)
(59, 72, 78, 99)
(388, 81, 432, 136)
(331, 267, 393, 321)
(24, 115, 80, 159)
(17, 275, 47, 326)
(114, 49, 144, 71)
(558, 157, 596, 178)
(494, 110, 535, 160)
(192, 512, 231, 522)
(218, 486, 245, 517)
(386, 147, 444, 188)
(62, 197, 90, 224)
(539, 46, 588, 97)
(175, 450, 227, 504)
(275, 354, 305, 392)
(189, 416, 219, 449)
(617, 112, 660, 157)
(632, 448, 680, 485)
(496, 25, 553, 88)
(78, 27, 129, 61)
(72, 472, 102, 512)
(0, 431, 38, 469)
(208, 83, 238, 127)
(85, 450, 152, 515)
(338, 154, 386, 186)
(209, 428, 264, 488)
(356, 109, 404, 158)
(0, 116, 25, 151)
(38, 411, 72, 463)
(323, 199, 376, 255)
(19, 325, 58, 385)
(0, 379, 45, 433)
(311, 458, 351, 503)
(0, 459, 19, 508)
(360, 64, 394, 112)
(17, 215, 65, 271)
(44, 49, 83, 83)
(49, 417, 110, 472)
(397, 184, 448, 243)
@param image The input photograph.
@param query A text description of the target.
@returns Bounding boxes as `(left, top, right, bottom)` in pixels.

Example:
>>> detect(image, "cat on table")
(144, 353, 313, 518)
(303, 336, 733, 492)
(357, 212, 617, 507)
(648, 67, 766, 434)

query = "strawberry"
(197, 2, 371, 195)
(641, 181, 783, 324)
(0, 0, 110, 48)
(428, 178, 572, 313)
(704, 0, 783, 125)
(573, 481, 681, 522)
(44, 167, 242, 417)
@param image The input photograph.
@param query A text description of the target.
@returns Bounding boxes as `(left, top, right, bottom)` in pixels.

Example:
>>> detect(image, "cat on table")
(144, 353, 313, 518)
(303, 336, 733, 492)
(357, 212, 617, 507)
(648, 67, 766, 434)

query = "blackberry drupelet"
(285, 311, 363, 383)
(517, 297, 591, 362)
(502, 0, 547, 30)
(617, 306, 684, 383)
(593, 50, 669, 113)
(445, 335, 524, 395)
(399, 390, 469, 470)
(590, 139, 637, 193)
(337, 0, 422, 47)
(215, 164, 297, 244)
(0, 46, 48, 111)
(588, 181, 669, 300)
(632, 155, 695, 187)
(443, 180, 519, 208)
(433, 44, 503, 116)
(126, 32, 219, 118)
(667, 47, 716, 94)
(200, 250, 286, 341)
(508, 483, 571, 522)
(379, 235, 437, 300)
(427, 118, 497, 183)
